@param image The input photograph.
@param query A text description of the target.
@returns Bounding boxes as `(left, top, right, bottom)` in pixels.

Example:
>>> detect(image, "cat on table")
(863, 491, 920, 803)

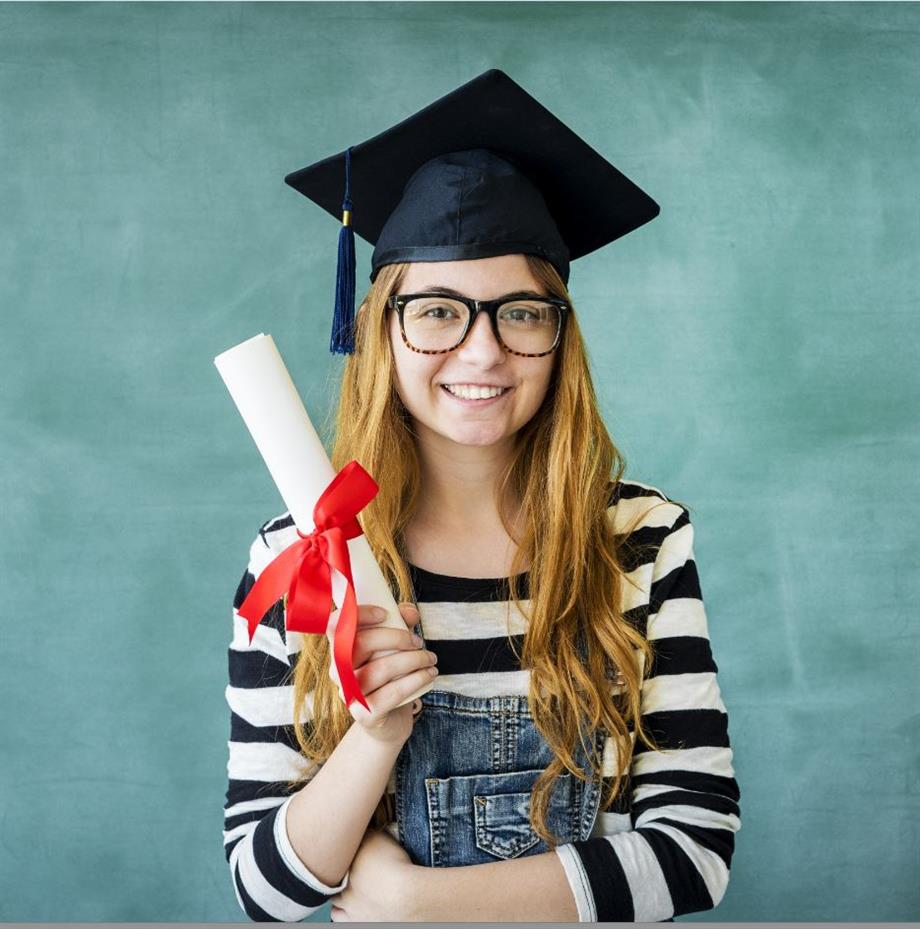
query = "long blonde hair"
(285, 255, 667, 843)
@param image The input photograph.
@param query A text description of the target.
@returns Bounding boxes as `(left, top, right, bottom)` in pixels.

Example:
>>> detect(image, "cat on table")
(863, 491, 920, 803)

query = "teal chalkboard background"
(1, 1, 917, 921)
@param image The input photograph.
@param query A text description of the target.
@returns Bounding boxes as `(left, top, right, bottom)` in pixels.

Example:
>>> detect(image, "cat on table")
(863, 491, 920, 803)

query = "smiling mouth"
(440, 384, 513, 403)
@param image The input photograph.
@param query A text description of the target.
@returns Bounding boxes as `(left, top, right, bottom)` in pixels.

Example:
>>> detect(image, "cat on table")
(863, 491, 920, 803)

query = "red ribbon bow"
(237, 460, 379, 711)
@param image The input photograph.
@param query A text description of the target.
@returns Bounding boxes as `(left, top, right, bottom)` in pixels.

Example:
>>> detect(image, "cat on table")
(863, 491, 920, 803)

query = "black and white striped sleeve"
(223, 531, 348, 921)
(554, 505, 741, 921)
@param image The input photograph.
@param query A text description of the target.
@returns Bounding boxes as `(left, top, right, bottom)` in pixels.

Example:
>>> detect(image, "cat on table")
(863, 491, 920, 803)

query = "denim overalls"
(393, 687, 607, 867)
(386, 565, 675, 920)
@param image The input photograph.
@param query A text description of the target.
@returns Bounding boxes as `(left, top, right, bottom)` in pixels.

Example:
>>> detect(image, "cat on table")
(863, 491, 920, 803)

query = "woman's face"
(388, 254, 557, 450)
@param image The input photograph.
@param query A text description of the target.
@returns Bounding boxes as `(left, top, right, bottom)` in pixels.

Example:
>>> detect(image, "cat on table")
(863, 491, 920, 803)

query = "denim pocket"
(474, 789, 542, 859)
(426, 767, 580, 866)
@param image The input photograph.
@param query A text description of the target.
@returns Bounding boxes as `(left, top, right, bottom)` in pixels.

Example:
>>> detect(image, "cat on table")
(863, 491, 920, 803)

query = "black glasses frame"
(387, 292, 570, 357)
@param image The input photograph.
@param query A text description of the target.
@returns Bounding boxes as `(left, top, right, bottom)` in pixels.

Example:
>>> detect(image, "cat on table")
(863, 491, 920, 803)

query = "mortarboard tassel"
(330, 146, 356, 355)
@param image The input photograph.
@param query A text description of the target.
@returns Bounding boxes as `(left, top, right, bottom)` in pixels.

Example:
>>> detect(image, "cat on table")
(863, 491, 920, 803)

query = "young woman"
(222, 70, 741, 923)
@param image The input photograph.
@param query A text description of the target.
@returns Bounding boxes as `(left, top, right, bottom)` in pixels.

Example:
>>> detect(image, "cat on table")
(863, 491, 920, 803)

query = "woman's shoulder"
(605, 477, 690, 536)
(246, 510, 298, 570)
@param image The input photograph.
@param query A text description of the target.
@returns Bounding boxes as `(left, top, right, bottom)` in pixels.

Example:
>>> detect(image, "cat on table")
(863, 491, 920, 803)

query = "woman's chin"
(443, 425, 511, 448)
(413, 413, 507, 446)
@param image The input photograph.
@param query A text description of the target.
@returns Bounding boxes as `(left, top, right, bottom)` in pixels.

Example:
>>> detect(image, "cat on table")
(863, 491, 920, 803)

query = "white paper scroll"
(214, 333, 432, 708)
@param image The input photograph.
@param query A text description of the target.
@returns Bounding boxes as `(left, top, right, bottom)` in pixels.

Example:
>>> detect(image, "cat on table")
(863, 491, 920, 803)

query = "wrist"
(347, 717, 408, 755)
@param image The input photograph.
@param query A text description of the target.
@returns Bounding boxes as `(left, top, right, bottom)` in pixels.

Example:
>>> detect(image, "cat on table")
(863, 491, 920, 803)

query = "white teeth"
(443, 384, 509, 400)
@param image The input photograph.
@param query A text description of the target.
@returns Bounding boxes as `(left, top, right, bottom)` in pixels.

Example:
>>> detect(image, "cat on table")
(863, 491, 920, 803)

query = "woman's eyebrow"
(421, 285, 548, 300)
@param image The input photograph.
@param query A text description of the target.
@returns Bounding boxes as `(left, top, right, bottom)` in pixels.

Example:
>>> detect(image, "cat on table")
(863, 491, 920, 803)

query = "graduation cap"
(284, 68, 659, 355)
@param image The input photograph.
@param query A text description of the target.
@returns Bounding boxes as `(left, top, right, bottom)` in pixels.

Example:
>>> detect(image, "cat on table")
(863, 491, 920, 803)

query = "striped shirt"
(223, 479, 741, 921)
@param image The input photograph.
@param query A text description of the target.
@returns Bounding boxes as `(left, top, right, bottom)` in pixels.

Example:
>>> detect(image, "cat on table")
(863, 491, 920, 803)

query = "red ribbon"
(237, 459, 379, 712)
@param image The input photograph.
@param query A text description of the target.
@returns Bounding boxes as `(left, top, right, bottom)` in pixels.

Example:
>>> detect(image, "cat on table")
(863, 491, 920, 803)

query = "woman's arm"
(284, 718, 402, 889)
(406, 504, 741, 922)
(223, 527, 401, 922)
(405, 849, 579, 921)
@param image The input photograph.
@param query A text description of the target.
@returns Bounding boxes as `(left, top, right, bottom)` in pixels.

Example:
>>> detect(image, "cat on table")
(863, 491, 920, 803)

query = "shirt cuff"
(274, 794, 350, 895)
(555, 843, 596, 922)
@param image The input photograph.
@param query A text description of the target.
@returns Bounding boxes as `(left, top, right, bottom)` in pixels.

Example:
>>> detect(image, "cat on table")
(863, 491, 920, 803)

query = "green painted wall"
(1, 1, 916, 921)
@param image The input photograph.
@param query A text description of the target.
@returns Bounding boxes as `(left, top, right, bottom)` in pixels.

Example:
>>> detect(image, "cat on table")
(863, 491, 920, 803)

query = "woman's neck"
(412, 432, 515, 531)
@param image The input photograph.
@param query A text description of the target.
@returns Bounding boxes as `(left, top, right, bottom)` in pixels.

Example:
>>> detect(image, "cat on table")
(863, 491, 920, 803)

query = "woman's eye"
(501, 307, 539, 322)
(499, 301, 554, 324)
(424, 305, 458, 318)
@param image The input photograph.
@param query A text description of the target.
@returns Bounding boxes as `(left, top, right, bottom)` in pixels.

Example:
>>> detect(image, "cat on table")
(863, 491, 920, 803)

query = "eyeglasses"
(387, 292, 569, 357)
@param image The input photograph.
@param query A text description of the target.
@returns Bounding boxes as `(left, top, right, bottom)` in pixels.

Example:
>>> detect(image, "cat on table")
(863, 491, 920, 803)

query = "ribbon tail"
(333, 571, 369, 712)
(287, 550, 334, 635)
(323, 527, 370, 712)
(238, 542, 308, 644)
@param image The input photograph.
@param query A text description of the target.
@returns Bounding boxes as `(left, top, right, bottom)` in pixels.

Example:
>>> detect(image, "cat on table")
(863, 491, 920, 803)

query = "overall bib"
(394, 688, 606, 868)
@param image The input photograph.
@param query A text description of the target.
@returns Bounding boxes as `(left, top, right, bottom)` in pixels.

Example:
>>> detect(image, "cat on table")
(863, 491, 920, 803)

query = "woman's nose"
(457, 310, 505, 359)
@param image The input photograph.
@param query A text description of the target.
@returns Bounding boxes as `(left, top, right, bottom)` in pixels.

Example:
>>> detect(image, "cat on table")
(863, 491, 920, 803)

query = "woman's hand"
(328, 828, 418, 922)
(327, 601, 437, 746)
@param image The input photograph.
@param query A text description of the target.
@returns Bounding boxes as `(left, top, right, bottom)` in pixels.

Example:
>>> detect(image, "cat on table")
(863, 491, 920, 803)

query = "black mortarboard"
(284, 68, 659, 355)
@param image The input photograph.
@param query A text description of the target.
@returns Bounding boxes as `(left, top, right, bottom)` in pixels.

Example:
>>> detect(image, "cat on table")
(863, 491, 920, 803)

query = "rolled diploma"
(214, 332, 432, 708)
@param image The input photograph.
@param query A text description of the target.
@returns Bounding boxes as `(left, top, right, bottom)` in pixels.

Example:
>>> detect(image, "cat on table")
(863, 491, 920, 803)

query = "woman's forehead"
(399, 254, 543, 295)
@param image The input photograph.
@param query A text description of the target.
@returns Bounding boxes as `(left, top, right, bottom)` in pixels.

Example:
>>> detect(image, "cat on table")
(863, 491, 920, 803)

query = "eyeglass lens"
(401, 297, 560, 354)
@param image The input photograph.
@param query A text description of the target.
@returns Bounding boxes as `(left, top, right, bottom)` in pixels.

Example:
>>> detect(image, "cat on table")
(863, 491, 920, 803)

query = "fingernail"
(412, 634, 423, 647)
(372, 607, 386, 619)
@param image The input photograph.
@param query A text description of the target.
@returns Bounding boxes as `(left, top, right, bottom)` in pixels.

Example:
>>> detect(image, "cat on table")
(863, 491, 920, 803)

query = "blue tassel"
(330, 146, 356, 355)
